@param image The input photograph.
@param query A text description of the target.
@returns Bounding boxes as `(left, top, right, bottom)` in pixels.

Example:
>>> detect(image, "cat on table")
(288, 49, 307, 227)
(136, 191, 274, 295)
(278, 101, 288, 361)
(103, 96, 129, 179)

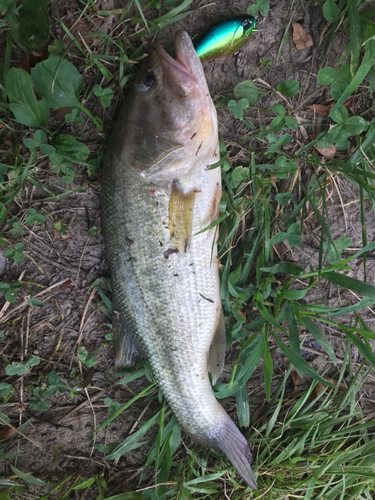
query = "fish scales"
(102, 151, 222, 434)
(101, 30, 257, 488)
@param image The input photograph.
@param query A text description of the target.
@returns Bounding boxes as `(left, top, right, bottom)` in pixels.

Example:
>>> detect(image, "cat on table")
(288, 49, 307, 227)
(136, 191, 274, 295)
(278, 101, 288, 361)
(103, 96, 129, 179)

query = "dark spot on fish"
(164, 248, 178, 259)
(191, 132, 197, 140)
(195, 141, 203, 156)
(155, 201, 159, 205)
(184, 239, 188, 252)
(199, 293, 214, 303)
(158, 241, 163, 246)
(173, 273, 179, 277)
(127, 257, 135, 262)
(193, 189, 202, 193)
(125, 237, 134, 245)
(189, 263, 193, 266)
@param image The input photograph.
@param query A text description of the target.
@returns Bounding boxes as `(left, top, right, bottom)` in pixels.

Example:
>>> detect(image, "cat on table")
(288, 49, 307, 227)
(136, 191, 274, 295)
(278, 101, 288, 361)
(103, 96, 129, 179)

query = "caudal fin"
(215, 417, 257, 489)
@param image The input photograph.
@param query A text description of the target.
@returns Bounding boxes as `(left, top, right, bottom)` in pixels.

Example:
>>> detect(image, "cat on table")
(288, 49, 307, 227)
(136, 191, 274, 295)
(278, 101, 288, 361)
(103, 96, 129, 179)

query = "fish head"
(128, 30, 218, 186)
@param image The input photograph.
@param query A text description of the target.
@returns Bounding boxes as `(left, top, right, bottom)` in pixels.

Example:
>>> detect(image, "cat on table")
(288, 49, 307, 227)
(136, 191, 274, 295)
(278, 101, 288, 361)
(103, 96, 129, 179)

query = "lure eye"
(242, 16, 257, 34)
(138, 74, 155, 92)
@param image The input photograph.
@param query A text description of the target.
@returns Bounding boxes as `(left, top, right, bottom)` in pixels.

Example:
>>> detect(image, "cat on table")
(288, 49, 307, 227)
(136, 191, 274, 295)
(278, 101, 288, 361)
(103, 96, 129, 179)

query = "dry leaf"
(0, 138, 13, 151)
(308, 103, 333, 117)
(54, 108, 72, 119)
(290, 367, 299, 392)
(314, 144, 337, 158)
(309, 377, 346, 400)
(67, 18, 96, 47)
(292, 22, 313, 50)
(17, 51, 48, 74)
(0, 424, 15, 441)
(308, 97, 354, 117)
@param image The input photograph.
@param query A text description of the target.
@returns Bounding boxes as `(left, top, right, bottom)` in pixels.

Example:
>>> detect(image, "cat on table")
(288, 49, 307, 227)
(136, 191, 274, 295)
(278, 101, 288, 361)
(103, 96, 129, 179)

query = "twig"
(85, 387, 97, 458)
(58, 391, 103, 424)
(75, 288, 97, 348)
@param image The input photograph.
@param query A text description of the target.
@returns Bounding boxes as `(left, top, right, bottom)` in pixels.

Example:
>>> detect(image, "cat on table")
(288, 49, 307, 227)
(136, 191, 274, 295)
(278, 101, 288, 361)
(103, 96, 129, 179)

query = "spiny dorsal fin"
(168, 181, 195, 252)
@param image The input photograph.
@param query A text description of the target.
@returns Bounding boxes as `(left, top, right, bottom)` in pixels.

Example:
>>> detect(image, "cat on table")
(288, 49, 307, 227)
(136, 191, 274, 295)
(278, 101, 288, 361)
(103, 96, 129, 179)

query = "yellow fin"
(207, 307, 226, 384)
(168, 181, 195, 252)
(210, 182, 221, 224)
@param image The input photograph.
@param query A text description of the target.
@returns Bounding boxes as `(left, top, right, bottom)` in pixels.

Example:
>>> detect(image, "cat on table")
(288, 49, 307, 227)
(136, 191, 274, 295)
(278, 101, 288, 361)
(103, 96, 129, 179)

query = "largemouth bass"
(101, 30, 257, 489)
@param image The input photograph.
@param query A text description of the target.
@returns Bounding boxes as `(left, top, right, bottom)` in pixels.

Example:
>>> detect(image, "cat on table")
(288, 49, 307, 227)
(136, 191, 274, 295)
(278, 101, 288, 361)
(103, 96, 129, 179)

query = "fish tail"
(214, 416, 257, 489)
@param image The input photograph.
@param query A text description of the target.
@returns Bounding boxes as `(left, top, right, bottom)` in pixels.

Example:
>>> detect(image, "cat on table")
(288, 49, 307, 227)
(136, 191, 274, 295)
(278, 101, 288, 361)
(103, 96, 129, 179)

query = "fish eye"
(137, 73, 155, 92)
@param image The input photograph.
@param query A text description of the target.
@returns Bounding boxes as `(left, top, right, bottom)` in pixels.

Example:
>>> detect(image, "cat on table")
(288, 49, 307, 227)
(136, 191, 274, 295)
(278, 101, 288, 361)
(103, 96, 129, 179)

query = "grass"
(1, 0, 375, 498)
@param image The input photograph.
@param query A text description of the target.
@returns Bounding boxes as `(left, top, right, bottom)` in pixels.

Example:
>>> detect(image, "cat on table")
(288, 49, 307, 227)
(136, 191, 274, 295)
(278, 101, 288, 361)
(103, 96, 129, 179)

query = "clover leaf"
(323, 237, 353, 264)
(277, 80, 299, 97)
(5, 243, 24, 262)
(26, 208, 45, 225)
(0, 281, 21, 303)
(228, 98, 249, 119)
(93, 85, 114, 108)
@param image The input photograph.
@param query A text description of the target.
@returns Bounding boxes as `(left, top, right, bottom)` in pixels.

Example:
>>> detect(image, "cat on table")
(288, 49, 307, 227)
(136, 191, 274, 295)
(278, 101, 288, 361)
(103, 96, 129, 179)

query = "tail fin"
(215, 417, 257, 489)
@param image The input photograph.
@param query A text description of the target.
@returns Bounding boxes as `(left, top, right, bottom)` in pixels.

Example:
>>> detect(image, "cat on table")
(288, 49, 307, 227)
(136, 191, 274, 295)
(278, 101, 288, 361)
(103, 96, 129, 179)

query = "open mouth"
(151, 31, 198, 96)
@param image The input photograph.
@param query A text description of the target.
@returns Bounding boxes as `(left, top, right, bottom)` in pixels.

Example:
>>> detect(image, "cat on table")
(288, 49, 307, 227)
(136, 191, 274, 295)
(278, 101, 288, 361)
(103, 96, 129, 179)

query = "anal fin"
(168, 181, 195, 252)
(207, 307, 226, 384)
(112, 301, 144, 371)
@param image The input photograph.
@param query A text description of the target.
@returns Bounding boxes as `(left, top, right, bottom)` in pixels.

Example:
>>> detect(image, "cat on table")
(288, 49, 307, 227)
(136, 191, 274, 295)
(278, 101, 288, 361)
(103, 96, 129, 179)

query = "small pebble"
(311, 340, 321, 350)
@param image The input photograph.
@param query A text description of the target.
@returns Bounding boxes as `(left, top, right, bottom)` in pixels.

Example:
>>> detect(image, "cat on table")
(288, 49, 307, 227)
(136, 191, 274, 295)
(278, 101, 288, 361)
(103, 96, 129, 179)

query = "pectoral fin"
(207, 307, 226, 384)
(168, 181, 195, 252)
(210, 182, 221, 224)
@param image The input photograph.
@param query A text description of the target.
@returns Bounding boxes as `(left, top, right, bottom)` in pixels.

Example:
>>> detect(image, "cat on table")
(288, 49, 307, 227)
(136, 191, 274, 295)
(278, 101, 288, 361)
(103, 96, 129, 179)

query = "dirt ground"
(1, 0, 375, 497)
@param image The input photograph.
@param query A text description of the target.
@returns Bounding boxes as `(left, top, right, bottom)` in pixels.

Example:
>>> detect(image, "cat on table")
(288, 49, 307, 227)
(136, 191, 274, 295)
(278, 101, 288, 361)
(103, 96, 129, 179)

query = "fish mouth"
(151, 31, 201, 97)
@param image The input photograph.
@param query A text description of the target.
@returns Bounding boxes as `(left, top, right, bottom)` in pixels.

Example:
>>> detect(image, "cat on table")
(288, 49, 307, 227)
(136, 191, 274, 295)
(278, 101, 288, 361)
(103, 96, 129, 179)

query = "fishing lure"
(195, 15, 257, 63)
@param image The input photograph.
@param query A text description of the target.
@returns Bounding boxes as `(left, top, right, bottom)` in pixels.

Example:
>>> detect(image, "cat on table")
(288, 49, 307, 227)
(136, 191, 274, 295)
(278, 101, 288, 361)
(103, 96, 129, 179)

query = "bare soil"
(1, 0, 375, 497)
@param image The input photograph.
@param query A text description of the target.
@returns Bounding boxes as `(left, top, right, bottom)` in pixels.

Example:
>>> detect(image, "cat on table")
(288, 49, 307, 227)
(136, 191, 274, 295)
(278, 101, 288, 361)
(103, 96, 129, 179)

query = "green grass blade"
(303, 316, 337, 364)
(286, 301, 300, 356)
(271, 334, 336, 387)
(263, 332, 273, 401)
(323, 271, 375, 298)
(107, 410, 161, 460)
(235, 385, 250, 427)
(92, 383, 155, 434)
(329, 39, 375, 118)
(338, 328, 375, 368)
(347, 0, 361, 75)
(10, 466, 52, 487)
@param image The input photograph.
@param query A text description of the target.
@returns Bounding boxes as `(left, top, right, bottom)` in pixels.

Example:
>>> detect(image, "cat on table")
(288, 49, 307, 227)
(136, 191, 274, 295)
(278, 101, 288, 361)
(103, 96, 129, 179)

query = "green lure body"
(195, 15, 257, 62)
